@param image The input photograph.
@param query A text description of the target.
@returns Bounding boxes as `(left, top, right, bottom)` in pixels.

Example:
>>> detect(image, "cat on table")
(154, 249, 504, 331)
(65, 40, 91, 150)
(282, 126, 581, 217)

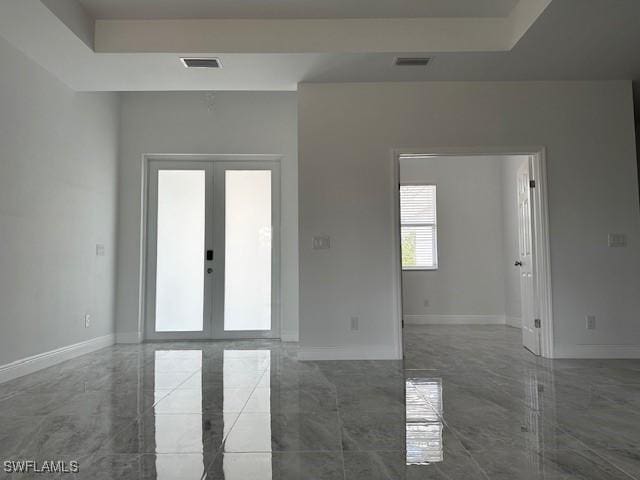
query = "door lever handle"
(207, 268, 213, 274)
(514, 261, 523, 267)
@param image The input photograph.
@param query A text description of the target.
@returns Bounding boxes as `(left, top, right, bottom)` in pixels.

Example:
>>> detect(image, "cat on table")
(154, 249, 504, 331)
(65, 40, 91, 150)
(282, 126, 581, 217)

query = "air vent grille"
(395, 57, 431, 67)
(180, 58, 222, 68)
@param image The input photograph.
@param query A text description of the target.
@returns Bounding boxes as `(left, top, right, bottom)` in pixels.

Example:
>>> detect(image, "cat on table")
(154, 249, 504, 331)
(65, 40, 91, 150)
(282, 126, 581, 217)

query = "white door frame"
(391, 147, 554, 359)
(142, 154, 283, 341)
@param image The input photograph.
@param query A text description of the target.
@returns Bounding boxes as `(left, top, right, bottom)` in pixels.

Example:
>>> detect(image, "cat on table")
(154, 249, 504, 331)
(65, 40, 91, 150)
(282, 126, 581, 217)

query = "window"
(400, 184, 437, 270)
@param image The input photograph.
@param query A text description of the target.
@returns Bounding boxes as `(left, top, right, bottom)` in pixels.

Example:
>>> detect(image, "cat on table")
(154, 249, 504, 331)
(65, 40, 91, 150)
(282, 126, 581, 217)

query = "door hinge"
(534, 318, 541, 328)
(401, 319, 405, 328)
(529, 180, 536, 188)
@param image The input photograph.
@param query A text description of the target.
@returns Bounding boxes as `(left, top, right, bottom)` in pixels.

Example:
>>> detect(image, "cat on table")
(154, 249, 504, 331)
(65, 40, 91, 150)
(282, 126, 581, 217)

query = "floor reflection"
(153, 350, 204, 479)
(523, 370, 544, 473)
(222, 350, 272, 479)
(150, 349, 273, 479)
(405, 377, 443, 465)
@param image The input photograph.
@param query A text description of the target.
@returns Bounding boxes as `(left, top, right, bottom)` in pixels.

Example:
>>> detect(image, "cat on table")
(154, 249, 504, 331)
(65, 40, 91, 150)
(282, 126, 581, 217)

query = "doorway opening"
(394, 150, 553, 358)
(143, 156, 281, 341)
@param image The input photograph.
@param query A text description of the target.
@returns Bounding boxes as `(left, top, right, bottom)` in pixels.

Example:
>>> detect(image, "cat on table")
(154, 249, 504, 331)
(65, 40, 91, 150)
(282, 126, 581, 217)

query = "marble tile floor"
(0, 325, 639, 479)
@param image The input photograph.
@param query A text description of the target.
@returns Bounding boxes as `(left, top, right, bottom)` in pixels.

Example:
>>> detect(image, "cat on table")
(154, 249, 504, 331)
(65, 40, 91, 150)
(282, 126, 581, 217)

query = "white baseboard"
(116, 331, 142, 344)
(0, 334, 115, 385)
(404, 314, 506, 325)
(280, 331, 299, 342)
(298, 345, 400, 361)
(505, 316, 522, 328)
(553, 344, 640, 359)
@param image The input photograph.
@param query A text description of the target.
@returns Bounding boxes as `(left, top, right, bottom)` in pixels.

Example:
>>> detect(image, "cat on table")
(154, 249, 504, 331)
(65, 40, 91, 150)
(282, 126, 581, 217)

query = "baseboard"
(280, 331, 299, 343)
(298, 345, 400, 361)
(404, 314, 506, 325)
(553, 344, 640, 359)
(505, 316, 522, 328)
(116, 331, 142, 344)
(0, 334, 115, 385)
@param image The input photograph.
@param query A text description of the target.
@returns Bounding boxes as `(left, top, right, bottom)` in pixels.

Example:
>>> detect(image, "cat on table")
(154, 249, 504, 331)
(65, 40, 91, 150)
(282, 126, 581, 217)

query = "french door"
(145, 159, 280, 340)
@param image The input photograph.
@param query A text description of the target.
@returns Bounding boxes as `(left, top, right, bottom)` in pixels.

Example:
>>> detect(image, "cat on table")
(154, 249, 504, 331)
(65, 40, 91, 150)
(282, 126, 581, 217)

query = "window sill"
(402, 267, 438, 271)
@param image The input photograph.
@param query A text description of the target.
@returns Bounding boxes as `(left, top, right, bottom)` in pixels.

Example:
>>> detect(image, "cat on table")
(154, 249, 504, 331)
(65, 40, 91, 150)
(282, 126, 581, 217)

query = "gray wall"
(116, 92, 299, 342)
(0, 36, 119, 365)
(298, 81, 640, 359)
(400, 156, 506, 321)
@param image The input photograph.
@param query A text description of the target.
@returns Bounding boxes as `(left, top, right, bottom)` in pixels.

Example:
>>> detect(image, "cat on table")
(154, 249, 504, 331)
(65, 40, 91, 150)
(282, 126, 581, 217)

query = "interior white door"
(517, 160, 540, 355)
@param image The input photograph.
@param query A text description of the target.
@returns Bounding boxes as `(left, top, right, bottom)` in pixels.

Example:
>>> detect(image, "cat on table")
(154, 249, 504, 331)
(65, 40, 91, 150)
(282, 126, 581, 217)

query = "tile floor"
(0, 325, 639, 479)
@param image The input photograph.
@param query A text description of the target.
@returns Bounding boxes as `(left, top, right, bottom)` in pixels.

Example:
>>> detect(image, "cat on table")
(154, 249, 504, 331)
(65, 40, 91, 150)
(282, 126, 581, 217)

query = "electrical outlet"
(350, 316, 359, 331)
(586, 315, 596, 330)
(423, 299, 430, 308)
(84, 314, 91, 328)
(96, 244, 105, 256)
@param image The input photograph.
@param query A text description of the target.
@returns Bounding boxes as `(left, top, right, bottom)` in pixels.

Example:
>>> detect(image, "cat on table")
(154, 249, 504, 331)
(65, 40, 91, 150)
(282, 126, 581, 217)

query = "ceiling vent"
(394, 57, 431, 67)
(180, 57, 222, 68)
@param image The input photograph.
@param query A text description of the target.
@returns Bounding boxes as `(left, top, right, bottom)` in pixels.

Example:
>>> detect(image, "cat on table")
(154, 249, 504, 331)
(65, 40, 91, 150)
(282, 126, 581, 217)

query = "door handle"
(514, 261, 523, 267)
(207, 268, 213, 274)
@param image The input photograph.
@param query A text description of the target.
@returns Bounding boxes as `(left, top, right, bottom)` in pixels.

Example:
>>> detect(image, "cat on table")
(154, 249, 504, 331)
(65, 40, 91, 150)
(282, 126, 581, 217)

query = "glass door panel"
(213, 162, 280, 339)
(224, 170, 272, 331)
(155, 170, 206, 332)
(146, 162, 213, 340)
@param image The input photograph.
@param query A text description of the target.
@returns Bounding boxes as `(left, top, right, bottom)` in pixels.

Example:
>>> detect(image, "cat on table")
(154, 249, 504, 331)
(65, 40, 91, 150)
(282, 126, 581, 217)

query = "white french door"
(145, 159, 280, 340)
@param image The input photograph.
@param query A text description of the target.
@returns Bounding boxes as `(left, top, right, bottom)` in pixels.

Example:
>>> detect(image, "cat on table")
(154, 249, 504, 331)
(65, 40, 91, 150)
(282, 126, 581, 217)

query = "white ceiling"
(1, 0, 639, 92)
(77, 0, 520, 20)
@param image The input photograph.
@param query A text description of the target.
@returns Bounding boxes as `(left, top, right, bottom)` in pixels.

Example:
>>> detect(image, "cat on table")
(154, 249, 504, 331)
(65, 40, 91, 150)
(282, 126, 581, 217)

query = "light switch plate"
(608, 233, 627, 248)
(312, 235, 331, 250)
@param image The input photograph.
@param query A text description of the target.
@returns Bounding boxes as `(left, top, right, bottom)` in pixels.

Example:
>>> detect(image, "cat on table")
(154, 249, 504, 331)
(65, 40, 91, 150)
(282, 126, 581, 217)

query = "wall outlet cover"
(350, 316, 359, 331)
(312, 235, 331, 250)
(586, 315, 596, 330)
(608, 233, 627, 248)
(84, 314, 91, 328)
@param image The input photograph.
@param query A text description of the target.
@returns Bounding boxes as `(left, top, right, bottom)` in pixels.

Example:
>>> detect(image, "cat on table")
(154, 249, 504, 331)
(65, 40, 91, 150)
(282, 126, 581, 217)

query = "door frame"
(391, 147, 554, 358)
(142, 154, 282, 341)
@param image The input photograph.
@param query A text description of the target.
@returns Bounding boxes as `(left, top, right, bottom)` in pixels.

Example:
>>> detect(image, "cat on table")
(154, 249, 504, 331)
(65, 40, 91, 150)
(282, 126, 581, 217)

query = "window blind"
(400, 185, 437, 269)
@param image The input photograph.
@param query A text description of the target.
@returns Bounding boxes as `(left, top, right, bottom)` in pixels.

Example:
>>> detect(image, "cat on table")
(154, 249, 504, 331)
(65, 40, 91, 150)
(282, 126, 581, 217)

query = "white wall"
(501, 156, 529, 328)
(298, 81, 640, 359)
(116, 92, 299, 342)
(400, 156, 506, 323)
(0, 35, 119, 365)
